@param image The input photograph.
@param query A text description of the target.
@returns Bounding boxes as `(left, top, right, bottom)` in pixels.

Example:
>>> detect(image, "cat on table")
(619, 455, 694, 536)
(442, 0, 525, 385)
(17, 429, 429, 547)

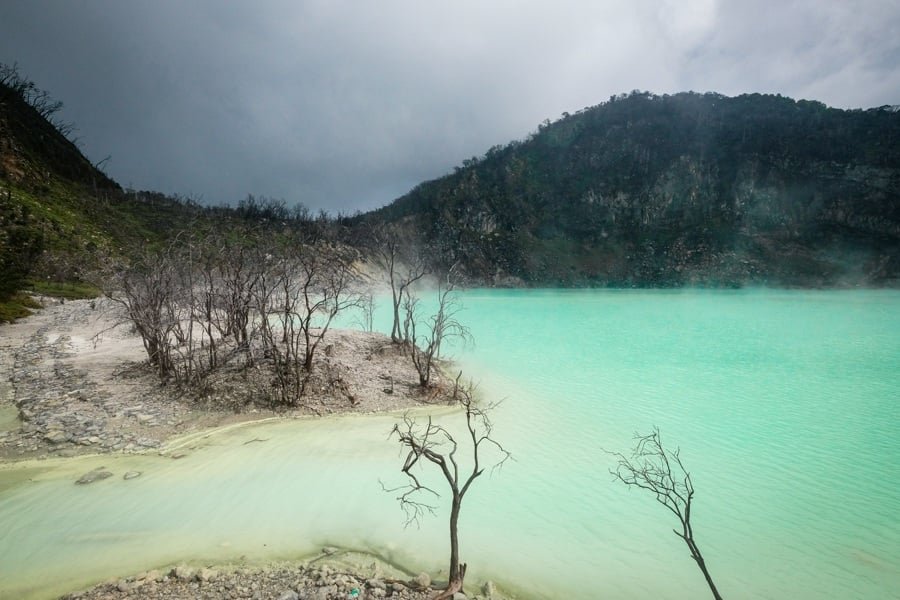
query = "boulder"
(310, 586, 334, 600)
(44, 430, 67, 443)
(414, 572, 431, 588)
(172, 565, 196, 581)
(75, 468, 112, 485)
(366, 579, 386, 590)
(136, 569, 162, 583)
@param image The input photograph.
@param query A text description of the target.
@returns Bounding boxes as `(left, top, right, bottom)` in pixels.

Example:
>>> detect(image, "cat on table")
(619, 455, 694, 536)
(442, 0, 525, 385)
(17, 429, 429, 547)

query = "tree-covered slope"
(0, 66, 361, 323)
(0, 66, 220, 298)
(373, 92, 900, 287)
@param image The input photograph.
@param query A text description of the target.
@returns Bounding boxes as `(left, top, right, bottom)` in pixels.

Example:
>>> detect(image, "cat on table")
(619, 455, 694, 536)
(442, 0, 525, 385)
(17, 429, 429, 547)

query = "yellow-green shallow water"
(1, 289, 898, 599)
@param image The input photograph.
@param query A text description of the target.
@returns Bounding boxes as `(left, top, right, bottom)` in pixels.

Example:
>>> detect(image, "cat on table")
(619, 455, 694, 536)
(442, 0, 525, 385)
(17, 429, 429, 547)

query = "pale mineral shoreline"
(0, 299, 512, 600)
(0, 297, 452, 462)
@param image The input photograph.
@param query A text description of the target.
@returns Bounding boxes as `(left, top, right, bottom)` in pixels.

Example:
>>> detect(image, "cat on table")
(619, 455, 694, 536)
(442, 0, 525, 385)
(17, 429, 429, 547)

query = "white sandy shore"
(0, 297, 451, 460)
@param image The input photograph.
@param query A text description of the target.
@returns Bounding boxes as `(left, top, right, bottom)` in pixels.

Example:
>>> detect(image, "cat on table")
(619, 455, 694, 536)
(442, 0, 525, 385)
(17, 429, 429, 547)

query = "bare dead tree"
(353, 291, 376, 332)
(386, 383, 510, 599)
(249, 250, 280, 382)
(251, 238, 363, 404)
(0, 62, 76, 140)
(402, 267, 471, 388)
(173, 234, 201, 382)
(103, 235, 216, 387)
(370, 223, 429, 344)
(253, 247, 306, 403)
(179, 230, 256, 378)
(103, 225, 362, 405)
(295, 245, 363, 372)
(105, 246, 181, 379)
(104, 231, 255, 388)
(214, 232, 264, 354)
(193, 237, 222, 371)
(609, 427, 724, 600)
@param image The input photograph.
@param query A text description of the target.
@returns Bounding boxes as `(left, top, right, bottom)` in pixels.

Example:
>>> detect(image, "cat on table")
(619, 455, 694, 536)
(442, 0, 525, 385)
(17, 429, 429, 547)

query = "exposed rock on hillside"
(372, 92, 900, 287)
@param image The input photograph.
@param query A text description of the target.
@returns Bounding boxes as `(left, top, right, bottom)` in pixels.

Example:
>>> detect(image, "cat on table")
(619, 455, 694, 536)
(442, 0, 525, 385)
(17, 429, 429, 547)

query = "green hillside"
(372, 91, 900, 287)
(0, 66, 209, 317)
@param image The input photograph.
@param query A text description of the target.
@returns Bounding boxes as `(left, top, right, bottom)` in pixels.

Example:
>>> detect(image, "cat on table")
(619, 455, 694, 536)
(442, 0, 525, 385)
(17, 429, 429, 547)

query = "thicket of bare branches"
(105, 227, 363, 406)
(254, 238, 362, 403)
(1, 62, 75, 138)
(401, 267, 471, 388)
(368, 223, 429, 344)
(386, 381, 510, 599)
(609, 427, 724, 600)
(366, 220, 471, 390)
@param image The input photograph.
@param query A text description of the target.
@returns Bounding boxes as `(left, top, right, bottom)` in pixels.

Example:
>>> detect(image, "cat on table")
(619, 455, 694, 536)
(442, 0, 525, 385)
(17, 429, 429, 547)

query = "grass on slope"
(0, 293, 42, 323)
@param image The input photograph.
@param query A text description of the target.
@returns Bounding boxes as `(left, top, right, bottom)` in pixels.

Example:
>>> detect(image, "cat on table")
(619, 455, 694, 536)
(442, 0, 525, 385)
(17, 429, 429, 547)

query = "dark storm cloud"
(1, 1, 898, 212)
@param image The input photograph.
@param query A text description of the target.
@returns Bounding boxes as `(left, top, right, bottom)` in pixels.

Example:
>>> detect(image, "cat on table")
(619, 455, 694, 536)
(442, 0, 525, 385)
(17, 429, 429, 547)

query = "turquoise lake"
(1, 289, 898, 598)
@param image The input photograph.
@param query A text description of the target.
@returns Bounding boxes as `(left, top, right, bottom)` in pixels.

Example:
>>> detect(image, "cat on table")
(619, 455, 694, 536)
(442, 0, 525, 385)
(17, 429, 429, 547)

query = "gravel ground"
(60, 551, 504, 600)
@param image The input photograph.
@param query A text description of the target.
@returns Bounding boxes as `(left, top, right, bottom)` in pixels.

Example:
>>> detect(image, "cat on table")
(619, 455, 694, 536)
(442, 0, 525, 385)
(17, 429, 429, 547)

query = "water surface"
(1, 289, 898, 599)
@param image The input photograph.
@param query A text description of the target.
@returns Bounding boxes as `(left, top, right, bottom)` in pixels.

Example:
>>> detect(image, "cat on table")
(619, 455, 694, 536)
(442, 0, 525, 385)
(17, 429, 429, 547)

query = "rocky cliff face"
(373, 92, 900, 287)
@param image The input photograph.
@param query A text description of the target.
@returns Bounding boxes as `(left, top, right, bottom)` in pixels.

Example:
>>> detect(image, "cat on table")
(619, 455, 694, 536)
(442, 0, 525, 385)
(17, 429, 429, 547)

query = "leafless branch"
(386, 381, 509, 593)
(607, 427, 723, 600)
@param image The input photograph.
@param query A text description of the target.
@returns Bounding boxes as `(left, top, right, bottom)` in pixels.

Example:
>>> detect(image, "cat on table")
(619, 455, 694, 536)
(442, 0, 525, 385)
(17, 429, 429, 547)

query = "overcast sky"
(1, 1, 899, 213)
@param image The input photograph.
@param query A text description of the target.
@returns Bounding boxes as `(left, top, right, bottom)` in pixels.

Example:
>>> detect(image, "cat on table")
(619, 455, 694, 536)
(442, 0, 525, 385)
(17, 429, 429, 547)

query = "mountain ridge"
(370, 91, 900, 287)
(3, 75, 899, 291)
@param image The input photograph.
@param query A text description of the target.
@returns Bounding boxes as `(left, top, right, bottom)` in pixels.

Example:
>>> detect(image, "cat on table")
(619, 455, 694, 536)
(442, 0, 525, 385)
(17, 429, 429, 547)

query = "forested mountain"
(372, 92, 900, 287)
(4, 67, 899, 294)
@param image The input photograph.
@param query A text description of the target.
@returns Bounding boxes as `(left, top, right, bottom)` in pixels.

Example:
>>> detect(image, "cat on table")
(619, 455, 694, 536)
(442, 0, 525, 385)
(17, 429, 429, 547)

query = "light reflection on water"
(1, 289, 898, 599)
